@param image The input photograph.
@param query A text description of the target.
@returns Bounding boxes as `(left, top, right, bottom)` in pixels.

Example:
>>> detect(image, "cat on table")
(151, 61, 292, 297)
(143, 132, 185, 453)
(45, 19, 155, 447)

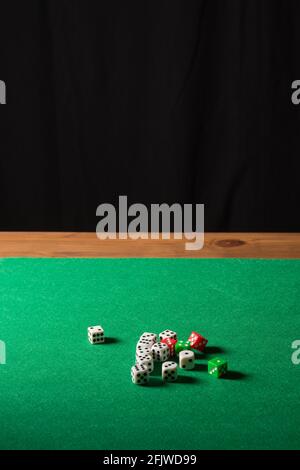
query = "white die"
(88, 326, 104, 344)
(179, 350, 195, 370)
(131, 364, 149, 385)
(136, 354, 154, 373)
(135, 350, 152, 364)
(159, 329, 177, 342)
(136, 343, 152, 356)
(162, 361, 178, 382)
(138, 338, 154, 347)
(151, 343, 170, 362)
(140, 332, 157, 344)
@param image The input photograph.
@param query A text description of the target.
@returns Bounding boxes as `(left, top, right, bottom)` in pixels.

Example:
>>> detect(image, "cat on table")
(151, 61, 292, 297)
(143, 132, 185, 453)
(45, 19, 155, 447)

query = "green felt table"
(0, 258, 300, 450)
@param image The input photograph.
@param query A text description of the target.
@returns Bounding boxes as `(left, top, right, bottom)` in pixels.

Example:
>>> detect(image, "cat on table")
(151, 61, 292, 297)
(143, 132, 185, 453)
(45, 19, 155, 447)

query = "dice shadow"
(177, 375, 199, 385)
(151, 362, 164, 377)
(148, 377, 166, 388)
(193, 363, 207, 372)
(103, 337, 120, 345)
(222, 371, 249, 381)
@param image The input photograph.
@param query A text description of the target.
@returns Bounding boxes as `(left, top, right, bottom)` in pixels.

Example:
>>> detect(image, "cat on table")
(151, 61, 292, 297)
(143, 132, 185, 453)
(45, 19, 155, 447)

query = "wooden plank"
(0, 232, 299, 258)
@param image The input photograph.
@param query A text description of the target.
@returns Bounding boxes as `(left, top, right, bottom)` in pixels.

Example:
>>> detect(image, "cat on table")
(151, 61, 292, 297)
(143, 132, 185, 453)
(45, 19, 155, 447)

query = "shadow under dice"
(151, 343, 170, 362)
(88, 326, 105, 344)
(131, 364, 149, 385)
(162, 361, 178, 382)
(179, 350, 195, 370)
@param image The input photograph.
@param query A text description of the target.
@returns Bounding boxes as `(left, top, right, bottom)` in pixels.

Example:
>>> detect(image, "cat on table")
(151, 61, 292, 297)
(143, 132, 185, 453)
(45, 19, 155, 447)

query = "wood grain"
(0, 232, 299, 258)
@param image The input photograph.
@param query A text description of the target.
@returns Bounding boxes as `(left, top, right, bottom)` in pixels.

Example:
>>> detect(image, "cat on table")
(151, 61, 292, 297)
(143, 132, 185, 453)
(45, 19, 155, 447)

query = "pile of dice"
(87, 325, 228, 384)
(132, 329, 227, 385)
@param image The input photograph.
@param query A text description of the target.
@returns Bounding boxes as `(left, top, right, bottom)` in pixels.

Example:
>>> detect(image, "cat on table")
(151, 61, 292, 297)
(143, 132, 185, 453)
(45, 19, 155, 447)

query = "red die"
(188, 331, 208, 352)
(161, 338, 177, 357)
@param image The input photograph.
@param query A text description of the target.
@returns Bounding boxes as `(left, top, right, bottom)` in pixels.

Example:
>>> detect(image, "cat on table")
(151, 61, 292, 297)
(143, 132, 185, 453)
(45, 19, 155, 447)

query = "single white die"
(159, 329, 177, 342)
(136, 343, 152, 356)
(151, 342, 170, 362)
(136, 354, 154, 373)
(88, 326, 105, 344)
(140, 332, 157, 344)
(179, 350, 195, 370)
(138, 338, 154, 347)
(162, 361, 178, 382)
(136, 349, 152, 362)
(131, 364, 149, 385)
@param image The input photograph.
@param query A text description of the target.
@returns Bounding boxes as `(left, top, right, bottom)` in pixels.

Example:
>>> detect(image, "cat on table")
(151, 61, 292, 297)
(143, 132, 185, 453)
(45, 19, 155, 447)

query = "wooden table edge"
(0, 232, 300, 259)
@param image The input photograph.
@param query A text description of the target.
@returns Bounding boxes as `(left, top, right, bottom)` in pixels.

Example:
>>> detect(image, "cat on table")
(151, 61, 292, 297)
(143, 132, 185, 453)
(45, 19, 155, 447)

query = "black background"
(0, 0, 300, 232)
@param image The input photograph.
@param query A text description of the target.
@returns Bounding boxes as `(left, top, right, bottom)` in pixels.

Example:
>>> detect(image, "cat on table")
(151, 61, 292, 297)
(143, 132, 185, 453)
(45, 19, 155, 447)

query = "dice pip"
(162, 361, 178, 382)
(179, 350, 195, 370)
(188, 331, 208, 352)
(131, 364, 149, 385)
(88, 326, 105, 344)
(151, 342, 170, 362)
(208, 358, 228, 378)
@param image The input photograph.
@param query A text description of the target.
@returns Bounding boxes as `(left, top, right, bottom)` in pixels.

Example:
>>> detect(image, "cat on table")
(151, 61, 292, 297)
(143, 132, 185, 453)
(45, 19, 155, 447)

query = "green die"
(208, 358, 228, 378)
(175, 340, 191, 355)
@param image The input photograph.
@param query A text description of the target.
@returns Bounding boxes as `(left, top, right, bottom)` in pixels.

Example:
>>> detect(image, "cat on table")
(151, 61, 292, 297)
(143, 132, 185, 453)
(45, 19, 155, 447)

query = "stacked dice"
(132, 330, 180, 385)
(132, 332, 156, 385)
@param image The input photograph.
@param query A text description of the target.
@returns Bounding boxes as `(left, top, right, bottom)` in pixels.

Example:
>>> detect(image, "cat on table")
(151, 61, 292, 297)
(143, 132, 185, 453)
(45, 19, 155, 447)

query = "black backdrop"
(0, 0, 300, 232)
